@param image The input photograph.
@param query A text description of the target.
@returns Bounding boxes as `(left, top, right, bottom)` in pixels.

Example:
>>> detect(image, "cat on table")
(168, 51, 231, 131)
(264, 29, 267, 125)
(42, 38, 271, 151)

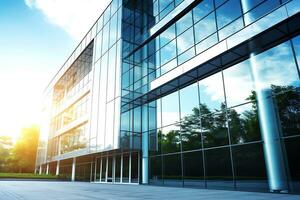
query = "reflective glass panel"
(205, 147, 234, 189)
(194, 12, 217, 43)
(223, 59, 255, 107)
(176, 11, 193, 35)
(193, 0, 214, 23)
(161, 124, 181, 154)
(198, 72, 225, 114)
(162, 91, 180, 127)
(163, 153, 183, 186)
(228, 103, 261, 144)
(177, 27, 194, 55)
(216, 0, 242, 29)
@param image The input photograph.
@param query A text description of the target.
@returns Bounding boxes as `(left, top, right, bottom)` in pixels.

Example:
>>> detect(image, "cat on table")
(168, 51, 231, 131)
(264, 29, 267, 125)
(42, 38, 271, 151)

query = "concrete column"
(56, 160, 60, 176)
(250, 55, 289, 193)
(71, 157, 76, 182)
(46, 163, 49, 175)
(39, 165, 42, 175)
(142, 131, 149, 184)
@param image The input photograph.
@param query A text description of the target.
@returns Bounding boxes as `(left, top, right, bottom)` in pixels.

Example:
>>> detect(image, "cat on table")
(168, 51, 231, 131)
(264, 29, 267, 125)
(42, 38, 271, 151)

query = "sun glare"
(0, 69, 44, 141)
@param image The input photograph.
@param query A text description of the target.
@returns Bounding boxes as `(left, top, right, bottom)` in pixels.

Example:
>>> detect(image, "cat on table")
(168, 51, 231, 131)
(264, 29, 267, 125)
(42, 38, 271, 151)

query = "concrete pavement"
(0, 181, 299, 200)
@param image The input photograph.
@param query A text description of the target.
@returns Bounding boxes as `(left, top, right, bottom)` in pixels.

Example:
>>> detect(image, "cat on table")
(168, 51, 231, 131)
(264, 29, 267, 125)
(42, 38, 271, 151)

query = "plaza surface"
(0, 181, 299, 200)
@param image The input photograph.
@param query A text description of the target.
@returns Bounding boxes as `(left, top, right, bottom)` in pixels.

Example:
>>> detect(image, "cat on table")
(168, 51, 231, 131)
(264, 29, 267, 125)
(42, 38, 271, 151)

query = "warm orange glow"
(0, 69, 45, 141)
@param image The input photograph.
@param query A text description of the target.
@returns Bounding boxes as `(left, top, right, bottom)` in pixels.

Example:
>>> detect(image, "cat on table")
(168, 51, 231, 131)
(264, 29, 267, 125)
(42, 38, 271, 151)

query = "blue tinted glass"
(218, 17, 243, 40)
(193, 0, 214, 22)
(243, 0, 280, 25)
(161, 58, 177, 75)
(160, 40, 176, 65)
(102, 24, 110, 54)
(176, 12, 193, 35)
(109, 13, 118, 47)
(198, 72, 225, 113)
(180, 83, 199, 119)
(160, 3, 175, 19)
(160, 0, 173, 11)
(175, 0, 184, 6)
(194, 12, 217, 43)
(196, 33, 218, 54)
(216, 0, 242, 29)
(292, 36, 300, 69)
(215, 0, 227, 8)
(178, 47, 195, 65)
(103, 4, 111, 25)
(162, 91, 180, 127)
(160, 24, 176, 48)
(154, 0, 159, 16)
(223, 59, 255, 107)
(177, 27, 194, 55)
(111, 0, 119, 15)
(241, 0, 264, 13)
(252, 41, 300, 90)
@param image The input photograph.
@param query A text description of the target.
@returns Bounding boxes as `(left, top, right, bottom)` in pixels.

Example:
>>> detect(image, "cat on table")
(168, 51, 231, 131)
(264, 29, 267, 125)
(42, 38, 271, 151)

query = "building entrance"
(91, 152, 139, 184)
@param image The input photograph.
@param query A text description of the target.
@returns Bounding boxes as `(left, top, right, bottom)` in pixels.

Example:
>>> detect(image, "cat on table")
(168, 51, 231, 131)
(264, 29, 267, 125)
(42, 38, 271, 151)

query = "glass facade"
(36, 0, 300, 194)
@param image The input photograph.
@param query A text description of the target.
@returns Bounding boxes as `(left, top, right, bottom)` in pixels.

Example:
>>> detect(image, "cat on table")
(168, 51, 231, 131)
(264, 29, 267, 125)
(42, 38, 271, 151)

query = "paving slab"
(0, 181, 299, 200)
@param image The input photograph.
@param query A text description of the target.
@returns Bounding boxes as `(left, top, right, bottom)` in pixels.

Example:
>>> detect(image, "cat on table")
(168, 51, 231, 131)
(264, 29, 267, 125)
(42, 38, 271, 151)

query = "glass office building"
(36, 0, 300, 194)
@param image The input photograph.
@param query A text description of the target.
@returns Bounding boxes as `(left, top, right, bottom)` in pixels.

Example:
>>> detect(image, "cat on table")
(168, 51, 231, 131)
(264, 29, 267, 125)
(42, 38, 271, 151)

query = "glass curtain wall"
(148, 36, 300, 192)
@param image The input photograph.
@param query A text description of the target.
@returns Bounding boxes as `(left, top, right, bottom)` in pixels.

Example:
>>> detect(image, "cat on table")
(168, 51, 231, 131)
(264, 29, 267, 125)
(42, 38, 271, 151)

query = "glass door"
(107, 157, 113, 182)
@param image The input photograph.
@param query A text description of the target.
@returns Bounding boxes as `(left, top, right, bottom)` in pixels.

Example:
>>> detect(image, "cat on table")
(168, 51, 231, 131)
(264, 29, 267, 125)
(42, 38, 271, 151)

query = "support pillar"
(56, 160, 60, 176)
(39, 165, 42, 175)
(46, 163, 49, 175)
(71, 157, 76, 182)
(142, 131, 149, 184)
(250, 55, 289, 193)
(256, 89, 289, 192)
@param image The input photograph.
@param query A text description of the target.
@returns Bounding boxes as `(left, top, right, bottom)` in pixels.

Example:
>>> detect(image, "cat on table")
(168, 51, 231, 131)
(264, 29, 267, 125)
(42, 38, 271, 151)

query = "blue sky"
(0, 0, 109, 139)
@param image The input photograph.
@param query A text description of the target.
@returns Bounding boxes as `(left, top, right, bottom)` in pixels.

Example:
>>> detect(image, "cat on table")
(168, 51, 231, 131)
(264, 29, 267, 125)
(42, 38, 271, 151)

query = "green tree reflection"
(156, 85, 299, 152)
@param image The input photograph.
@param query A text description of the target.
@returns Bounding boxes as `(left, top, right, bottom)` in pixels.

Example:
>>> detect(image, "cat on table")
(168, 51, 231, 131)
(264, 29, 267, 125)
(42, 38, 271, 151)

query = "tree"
(0, 136, 13, 172)
(10, 126, 40, 173)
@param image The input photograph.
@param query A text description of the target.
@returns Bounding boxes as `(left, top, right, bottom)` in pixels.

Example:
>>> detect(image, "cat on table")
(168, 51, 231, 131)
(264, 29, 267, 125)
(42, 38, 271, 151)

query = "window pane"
(205, 147, 234, 189)
(194, 12, 217, 43)
(160, 24, 176, 48)
(196, 33, 218, 54)
(198, 72, 225, 113)
(122, 154, 129, 183)
(242, 0, 280, 25)
(274, 90, 300, 137)
(284, 136, 300, 193)
(176, 12, 193, 35)
(292, 36, 300, 70)
(201, 111, 229, 148)
(228, 103, 261, 144)
(183, 151, 205, 188)
(216, 0, 242, 29)
(193, 0, 214, 23)
(252, 41, 300, 91)
(180, 83, 199, 119)
(163, 153, 183, 186)
(160, 40, 176, 66)
(149, 156, 163, 185)
(178, 47, 195, 65)
(161, 124, 181, 154)
(177, 27, 194, 55)
(232, 143, 268, 191)
(223, 59, 255, 107)
(162, 91, 180, 127)
(218, 17, 243, 40)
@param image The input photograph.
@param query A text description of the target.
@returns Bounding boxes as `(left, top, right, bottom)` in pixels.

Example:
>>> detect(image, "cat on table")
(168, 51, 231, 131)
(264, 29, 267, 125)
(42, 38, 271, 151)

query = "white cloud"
(24, 0, 111, 40)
